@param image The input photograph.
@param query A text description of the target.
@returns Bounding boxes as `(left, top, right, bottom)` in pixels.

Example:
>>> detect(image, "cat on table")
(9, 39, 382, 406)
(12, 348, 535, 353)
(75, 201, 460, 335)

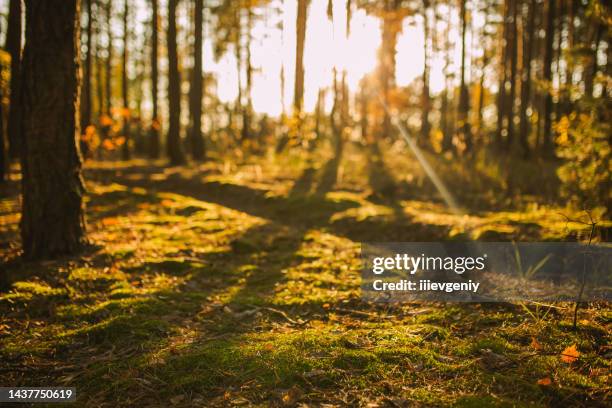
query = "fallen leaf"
(537, 377, 552, 386)
(560, 344, 580, 363)
(102, 218, 119, 226)
(530, 337, 542, 350)
(281, 386, 302, 406)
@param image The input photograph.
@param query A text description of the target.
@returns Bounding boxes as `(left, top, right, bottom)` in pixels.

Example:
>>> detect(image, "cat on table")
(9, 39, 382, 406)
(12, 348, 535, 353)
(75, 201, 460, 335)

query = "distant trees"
(20, 0, 86, 259)
(3, 0, 609, 262)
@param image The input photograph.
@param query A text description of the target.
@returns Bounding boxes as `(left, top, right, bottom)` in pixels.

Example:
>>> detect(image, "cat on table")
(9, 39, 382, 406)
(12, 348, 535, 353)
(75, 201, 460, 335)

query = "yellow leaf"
(537, 377, 552, 386)
(560, 344, 580, 363)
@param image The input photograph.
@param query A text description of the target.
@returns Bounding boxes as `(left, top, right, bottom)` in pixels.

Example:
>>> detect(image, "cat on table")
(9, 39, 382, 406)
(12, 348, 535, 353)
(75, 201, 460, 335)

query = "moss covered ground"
(0, 141, 610, 407)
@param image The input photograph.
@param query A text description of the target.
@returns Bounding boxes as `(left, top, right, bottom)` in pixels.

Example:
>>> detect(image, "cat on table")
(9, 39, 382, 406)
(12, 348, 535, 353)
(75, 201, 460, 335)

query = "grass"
(0, 141, 610, 407)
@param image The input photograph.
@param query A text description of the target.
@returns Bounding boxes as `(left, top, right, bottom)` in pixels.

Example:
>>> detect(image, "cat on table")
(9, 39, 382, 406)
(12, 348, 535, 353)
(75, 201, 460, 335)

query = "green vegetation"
(1, 144, 609, 407)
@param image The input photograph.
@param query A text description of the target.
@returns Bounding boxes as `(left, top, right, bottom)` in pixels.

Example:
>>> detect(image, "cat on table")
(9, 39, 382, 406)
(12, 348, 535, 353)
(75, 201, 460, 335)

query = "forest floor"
(0, 141, 610, 407)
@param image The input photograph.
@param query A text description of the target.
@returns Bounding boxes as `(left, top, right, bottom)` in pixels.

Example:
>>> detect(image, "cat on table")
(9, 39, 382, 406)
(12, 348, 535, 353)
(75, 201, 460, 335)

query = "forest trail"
(0, 143, 609, 407)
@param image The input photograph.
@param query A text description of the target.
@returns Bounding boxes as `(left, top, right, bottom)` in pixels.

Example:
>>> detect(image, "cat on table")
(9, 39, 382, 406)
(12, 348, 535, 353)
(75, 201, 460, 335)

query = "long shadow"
(289, 166, 316, 196)
(315, 139, 343, 195)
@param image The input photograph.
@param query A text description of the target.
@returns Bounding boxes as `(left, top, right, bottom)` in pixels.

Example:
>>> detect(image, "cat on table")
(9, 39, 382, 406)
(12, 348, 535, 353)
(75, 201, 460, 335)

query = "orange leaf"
(560, 344, 580, 363)
(537, 377, 552, 386)
(530, 337, 542, 350)
(102, 218, 119, 226)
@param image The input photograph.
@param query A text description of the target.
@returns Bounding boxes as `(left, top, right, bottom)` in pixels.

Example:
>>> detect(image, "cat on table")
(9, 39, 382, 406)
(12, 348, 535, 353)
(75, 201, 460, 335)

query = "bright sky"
(206, 0, 460, 116)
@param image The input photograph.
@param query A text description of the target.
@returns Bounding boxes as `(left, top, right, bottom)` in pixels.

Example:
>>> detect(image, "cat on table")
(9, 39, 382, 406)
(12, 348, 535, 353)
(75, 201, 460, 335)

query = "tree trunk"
(95, 15, 104, 122)
(0, 64, 6, 182)
(519, 0, 535, 157)
(441, 5, 452, 152)
(121, 0, 130, 160)
(541, 0, 555, 157)
(495, 0, 509, 148)
(242, 6, 253, 143)
(20, 0, 86, 259)
(105, 0, 112, 116)
(420, 0, 431, 145)
(584, 21, 603, 98)
(506, 0, 518, 148)
(81, 0, 93, 140)
(167, 0, 185, 165)
(189, 0, 205, 160)
(378, 1, 399, 139)
(149, 0, 160, 159)
(6, 0, 22, 159)
(293, 0, 308, 115)
(457, 0, 472, 152)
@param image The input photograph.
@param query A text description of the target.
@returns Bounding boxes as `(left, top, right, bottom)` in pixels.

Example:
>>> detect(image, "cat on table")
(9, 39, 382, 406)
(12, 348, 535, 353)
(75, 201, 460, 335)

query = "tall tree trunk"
(441, 4, 452, 152)
(235, 6, 243, 141)
(149, 0, 160, 158)
(242, 6, 253, 142)
(20, 0, 86, 259)
(476, 12, 490, 137)
(584, 21, 603, 98)
(167, 0, 185, 164)
(6, 0, 22, 159)
(121, 0, 130, 160)
(506, 0, 518, 148)
(563, 0, 575, 115)
(293, 0, 308, 115)
(81, 0, 93, 139)
(189, 0, 205, 160)
(495, 0, 510, 148)
(541, 0, 555, 157)
(105, 0, 112, 116)
(519, 0, 535, 157)
(95, 13, 104, 121)
(420, 0, 431, 145)
(0, 64, 6, 182)
(378, 0, 400, 139)
(457, 0, 472, 152)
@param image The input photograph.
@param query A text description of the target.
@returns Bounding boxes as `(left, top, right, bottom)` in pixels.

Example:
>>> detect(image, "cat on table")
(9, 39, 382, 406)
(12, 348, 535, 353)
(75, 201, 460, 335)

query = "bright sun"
(206, 0, 451, 117)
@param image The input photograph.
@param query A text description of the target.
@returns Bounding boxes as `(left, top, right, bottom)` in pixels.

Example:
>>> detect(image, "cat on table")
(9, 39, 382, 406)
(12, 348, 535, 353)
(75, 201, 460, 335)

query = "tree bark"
(420, 0, 431, 145)
(519, 0, 535, 157)
(457, 0, 472, 152)
(20, 0, 87, 259)
(167, 0, 185, 164)
(6, 0, 22, 159)
(241, 6, 253, 143)
(506, 0, 518, 148)
(293, 0, 308, 115)
(541, 0, 556, 157)
(105, 0, 112, 116)
(495, 0, 509, 148)
(189, 0, 205, 160)
(0, 64, 6, 182)
(149, 0, 160, 158)
(121, 0, 130, 160)
(441, 4, 452, 152)
(81, 0, 93, 138)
